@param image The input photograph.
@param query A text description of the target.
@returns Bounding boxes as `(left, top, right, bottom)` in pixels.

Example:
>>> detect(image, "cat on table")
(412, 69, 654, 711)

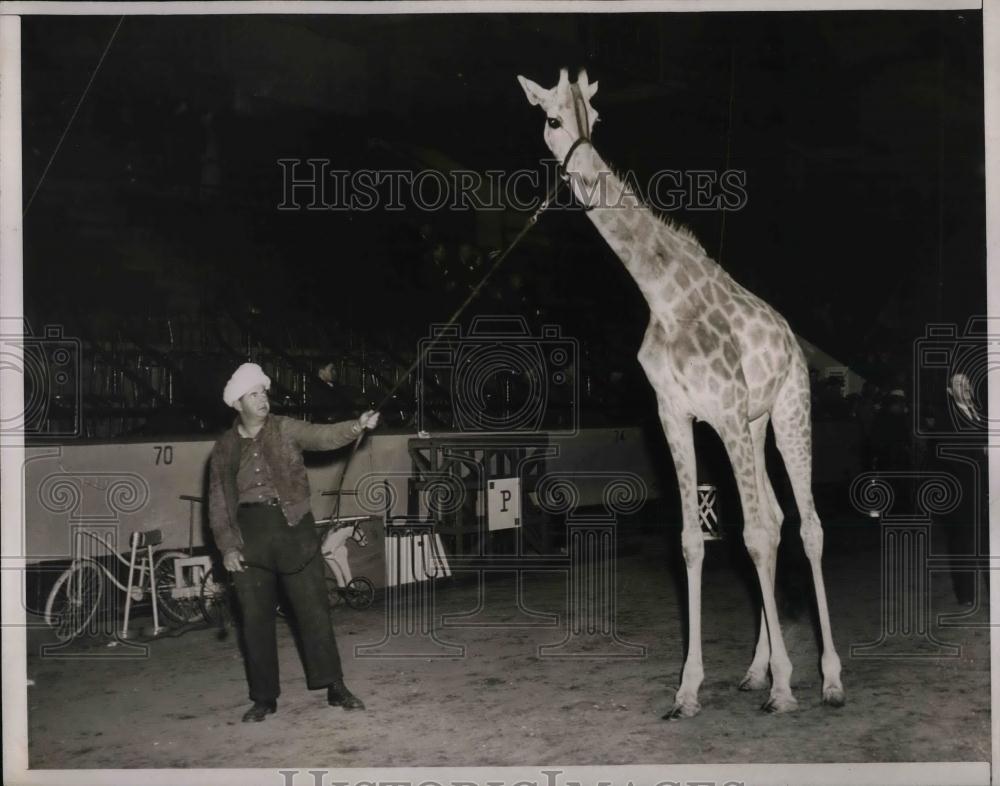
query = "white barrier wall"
(19, 427, 662, 564)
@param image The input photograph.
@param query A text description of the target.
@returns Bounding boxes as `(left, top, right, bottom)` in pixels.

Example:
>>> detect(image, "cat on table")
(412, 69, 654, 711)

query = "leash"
(237, 174, 566, 579)
(230, 78, 598, 580)
(323, 92, 593, 544)
(372, 176, 566, 413)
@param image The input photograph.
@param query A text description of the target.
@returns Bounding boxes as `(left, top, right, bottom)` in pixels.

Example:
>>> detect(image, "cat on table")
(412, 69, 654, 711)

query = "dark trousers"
(231, 506, 343, 702)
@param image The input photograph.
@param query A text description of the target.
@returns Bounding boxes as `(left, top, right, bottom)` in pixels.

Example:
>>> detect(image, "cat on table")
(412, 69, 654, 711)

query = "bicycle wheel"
(199, 566, 234, 628)
(153, 551, 206, 624)
(44, 560, 104, 642)
(344, 577, 374, 610)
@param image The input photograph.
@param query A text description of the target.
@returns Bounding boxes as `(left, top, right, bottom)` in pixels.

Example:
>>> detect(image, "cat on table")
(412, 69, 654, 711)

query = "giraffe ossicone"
(519, 68, 845, 717)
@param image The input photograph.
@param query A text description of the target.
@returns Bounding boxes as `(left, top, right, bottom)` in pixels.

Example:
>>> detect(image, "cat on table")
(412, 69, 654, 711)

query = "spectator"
(818, 376, 848, 420)
(920, 372, 988, 605)
(870, 388, 912, 471)
(855, 380, 881, 469)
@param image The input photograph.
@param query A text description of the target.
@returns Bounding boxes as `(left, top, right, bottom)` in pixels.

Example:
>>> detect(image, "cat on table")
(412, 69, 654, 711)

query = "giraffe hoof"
(761, 694, 798, 714)
(662, 700, 701, 720)
(822, 685, 846, 707)
(738, 671, 769, 691)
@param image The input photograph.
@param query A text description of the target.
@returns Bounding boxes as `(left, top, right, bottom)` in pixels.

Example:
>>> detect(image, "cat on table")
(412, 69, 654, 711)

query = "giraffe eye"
(547, 117, 562, 129)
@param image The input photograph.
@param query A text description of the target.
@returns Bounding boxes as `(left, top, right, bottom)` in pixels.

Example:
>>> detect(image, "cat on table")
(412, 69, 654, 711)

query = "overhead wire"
(23, 16, 124, 217)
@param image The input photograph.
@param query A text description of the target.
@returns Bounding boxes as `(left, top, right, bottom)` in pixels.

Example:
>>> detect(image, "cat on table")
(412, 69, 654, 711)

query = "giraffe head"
(517, 68, 600, 168)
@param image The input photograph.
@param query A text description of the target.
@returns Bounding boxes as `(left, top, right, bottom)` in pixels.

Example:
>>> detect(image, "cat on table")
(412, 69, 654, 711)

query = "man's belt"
(239, 498, 280, 508)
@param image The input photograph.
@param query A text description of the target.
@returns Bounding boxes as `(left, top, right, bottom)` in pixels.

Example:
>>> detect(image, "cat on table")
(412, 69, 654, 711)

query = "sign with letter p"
(487, 478, 521, 531)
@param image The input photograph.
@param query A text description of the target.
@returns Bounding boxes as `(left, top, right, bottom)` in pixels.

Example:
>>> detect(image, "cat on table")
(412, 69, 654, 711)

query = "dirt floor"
(24, 525, 991, 768)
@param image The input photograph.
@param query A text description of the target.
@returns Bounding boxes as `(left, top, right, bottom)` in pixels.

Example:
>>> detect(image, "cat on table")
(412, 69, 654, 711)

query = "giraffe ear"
(517, 75, 550, 107)
(586, 80, 599, 99)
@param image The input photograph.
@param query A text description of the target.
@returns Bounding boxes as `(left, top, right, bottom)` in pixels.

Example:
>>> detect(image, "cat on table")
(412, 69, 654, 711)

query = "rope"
(241, 175, 564, 578)
(24, 16, 124, 217)
(372, 176, 565, 413)
(717, 44, 737, 264)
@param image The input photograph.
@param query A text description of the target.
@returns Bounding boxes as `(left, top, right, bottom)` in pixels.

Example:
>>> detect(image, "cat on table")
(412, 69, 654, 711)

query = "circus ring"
(19, 428, 991, 771)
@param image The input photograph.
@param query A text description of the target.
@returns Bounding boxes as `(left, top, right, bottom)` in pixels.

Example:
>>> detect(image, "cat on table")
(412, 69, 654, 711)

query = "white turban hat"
(223, 363, 271, 408)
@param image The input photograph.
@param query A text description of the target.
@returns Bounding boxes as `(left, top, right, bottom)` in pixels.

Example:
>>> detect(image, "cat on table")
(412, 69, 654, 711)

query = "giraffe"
(518, 68, 845, 718)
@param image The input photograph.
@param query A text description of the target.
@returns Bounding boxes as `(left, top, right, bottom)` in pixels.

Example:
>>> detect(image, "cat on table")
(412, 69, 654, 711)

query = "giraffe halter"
(560, 81, 594, 177)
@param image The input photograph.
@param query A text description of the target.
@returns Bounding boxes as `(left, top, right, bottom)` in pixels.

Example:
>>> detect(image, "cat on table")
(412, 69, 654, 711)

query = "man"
(208, 362, 379, 722)
(935, 372, 988, 605)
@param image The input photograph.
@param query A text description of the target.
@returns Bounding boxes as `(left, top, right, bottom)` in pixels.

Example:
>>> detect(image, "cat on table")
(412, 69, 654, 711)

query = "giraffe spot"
(732, 314, 746, 331)
(708, 376, 720, 395)
(684, 261, 705, 281)
(694, 323, 719, 355)
(723, 341, 739, 367)
(612, 217, 633, 242)
(687, 290, 707, 313)
(706, 309, 729, 335)
(702, 284, 716, 305)
(710, 358, 730, 379)
(636, 253, 660, 279)
(673, 334, 698, 363)
(675, 268, 690, 290)
(661, 282, 677, 302)
(749, 324, 766, 345)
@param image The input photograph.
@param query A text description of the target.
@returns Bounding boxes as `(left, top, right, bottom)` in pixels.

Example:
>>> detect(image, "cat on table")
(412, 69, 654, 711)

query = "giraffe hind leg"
(720, 415, 797, 713)
(772, 369, 845, 707)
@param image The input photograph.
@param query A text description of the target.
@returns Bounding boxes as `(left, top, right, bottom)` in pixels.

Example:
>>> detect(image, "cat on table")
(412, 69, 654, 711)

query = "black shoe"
(241, 700, 277, 722)
(327, 681, 365, 710)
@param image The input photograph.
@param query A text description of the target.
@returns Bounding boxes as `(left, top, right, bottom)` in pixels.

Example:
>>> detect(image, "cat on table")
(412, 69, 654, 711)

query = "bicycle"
(43, 528, 203, 642)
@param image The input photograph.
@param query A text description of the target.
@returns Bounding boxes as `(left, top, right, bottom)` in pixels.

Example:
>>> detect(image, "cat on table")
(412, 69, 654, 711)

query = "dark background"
(20, 11, 987, 434)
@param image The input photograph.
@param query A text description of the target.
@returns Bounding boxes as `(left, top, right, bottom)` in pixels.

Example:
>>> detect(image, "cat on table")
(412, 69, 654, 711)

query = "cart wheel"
(344, 577, 374, 610)
(199, 566, 234, 629)
(154, 551, 206, 624)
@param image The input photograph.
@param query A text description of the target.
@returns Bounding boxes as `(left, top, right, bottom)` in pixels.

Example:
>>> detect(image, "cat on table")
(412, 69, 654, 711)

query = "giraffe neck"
(566, 146, 721, 317)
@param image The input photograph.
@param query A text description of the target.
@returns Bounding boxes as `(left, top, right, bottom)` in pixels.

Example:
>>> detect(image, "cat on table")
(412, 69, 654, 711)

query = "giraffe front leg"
(664, 524, 706, 719)
(657, 412, 704, 720)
